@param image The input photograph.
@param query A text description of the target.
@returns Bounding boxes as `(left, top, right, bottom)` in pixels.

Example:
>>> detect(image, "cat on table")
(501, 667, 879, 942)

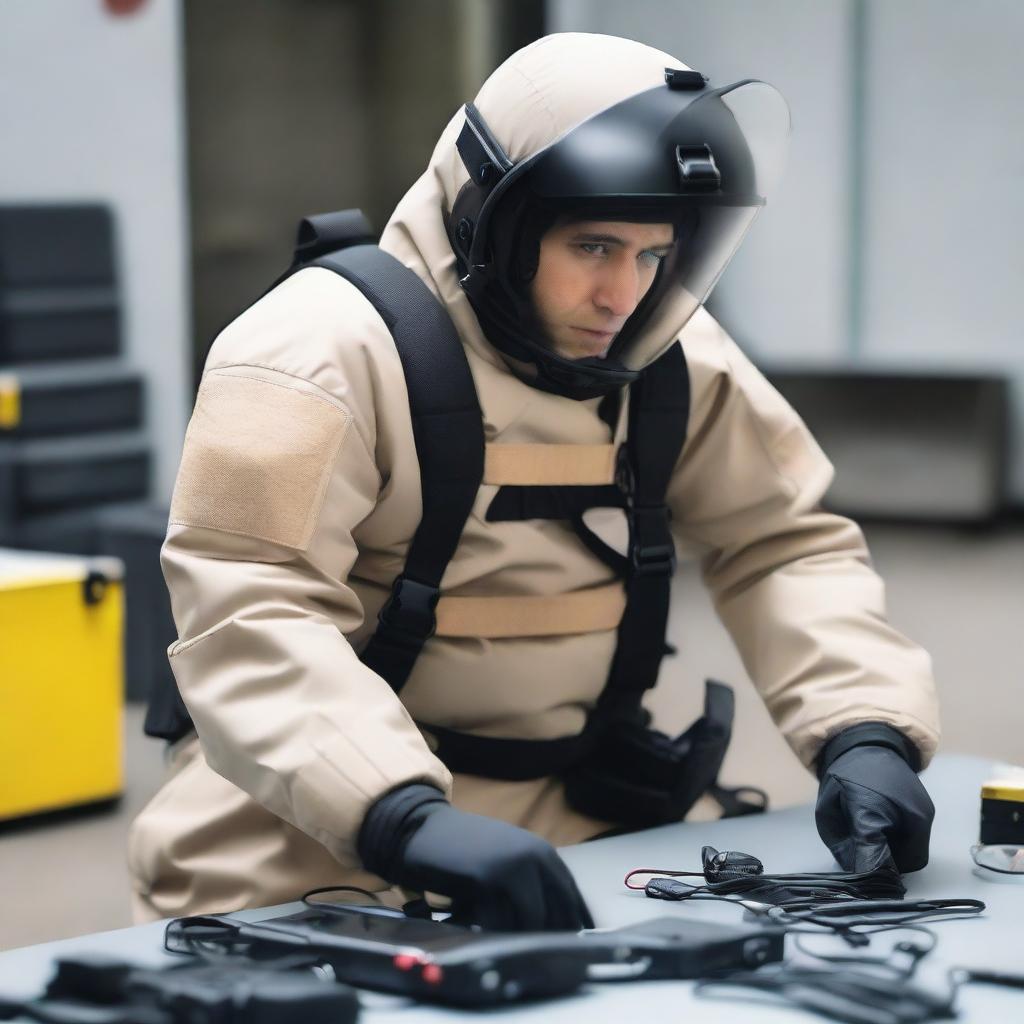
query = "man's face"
(529, 218, 674, 361)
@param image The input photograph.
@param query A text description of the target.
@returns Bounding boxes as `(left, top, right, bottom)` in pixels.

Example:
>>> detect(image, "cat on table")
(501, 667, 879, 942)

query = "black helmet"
(447, 70, 789, 399)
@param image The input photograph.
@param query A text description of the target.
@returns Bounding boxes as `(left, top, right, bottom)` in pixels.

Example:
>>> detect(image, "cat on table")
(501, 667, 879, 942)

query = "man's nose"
(593, 262, 640, 319)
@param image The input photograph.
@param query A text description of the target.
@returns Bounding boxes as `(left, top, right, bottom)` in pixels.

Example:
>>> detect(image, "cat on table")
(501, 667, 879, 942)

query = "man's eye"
(578, 243, 608, 257)
(639, 250, 667, 268)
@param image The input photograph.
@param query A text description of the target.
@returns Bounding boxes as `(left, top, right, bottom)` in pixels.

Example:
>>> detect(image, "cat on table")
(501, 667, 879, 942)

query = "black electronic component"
(664, 67, 707, 90)
(979, 780, 1024, 846)
(581, 916, 784, 980)
(166, 906, 594, 1007)
(164, 905, 785, 1006)
(0, 952, 359, 1024)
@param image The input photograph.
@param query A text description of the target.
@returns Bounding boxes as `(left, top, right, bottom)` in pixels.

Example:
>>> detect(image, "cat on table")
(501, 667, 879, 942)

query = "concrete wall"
(0, 0, 190, 502)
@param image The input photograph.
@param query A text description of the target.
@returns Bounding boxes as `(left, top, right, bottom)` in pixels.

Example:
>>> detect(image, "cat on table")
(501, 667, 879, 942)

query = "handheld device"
(166, 905, 786, 1005)
(170, 906, 594, 1007)
(581, 915, 785, 980)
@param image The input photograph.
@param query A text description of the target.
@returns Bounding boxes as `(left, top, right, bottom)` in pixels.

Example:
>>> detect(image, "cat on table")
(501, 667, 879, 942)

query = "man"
(129, 33, 938, 930)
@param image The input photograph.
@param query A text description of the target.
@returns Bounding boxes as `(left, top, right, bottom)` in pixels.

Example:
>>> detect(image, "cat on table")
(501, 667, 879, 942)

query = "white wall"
(548, 0, 1024, 500)
(549, 0, 857, 362)
(0, 0, 190, 501)
(859, 1, 1024, 498)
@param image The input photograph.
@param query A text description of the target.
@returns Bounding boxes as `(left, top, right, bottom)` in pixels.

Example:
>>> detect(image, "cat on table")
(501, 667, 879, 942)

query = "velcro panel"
(434, 582, 625, 638)
(170, 372, 350, 549)
(484, 444, 616, 485)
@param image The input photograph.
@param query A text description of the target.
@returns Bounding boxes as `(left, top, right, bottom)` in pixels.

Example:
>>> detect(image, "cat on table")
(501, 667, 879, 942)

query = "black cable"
(627, 846, 985, 947)
(300, 884, 400, 913)
(696, 962, 959, 1024)
(758, 898, 985, 944)
(627, 844, 906, 904)
(794, 925, 937, 978)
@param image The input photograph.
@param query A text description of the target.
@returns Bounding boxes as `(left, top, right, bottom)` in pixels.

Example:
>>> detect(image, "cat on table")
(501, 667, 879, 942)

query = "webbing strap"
(311, 246, 484, 694)
(595, 342, 690, 715)
(427, 344, 691, 780)
(423, 722, 601, 781)
(486, 483, 624, 522)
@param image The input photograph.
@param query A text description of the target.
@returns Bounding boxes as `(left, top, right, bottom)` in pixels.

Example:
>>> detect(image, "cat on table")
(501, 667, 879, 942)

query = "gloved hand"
(815, 724, 934, 874)
(358, 783, 594, 932)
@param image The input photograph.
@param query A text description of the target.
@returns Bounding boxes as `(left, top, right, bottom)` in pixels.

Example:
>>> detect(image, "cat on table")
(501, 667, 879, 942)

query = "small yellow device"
(0, 549, 124, 821)
(980, 779, 1024, 846)
(0, 374, 20, 430)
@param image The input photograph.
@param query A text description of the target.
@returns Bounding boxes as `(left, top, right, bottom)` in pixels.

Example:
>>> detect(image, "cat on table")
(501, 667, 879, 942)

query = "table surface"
(2, 754, 1022, 1022)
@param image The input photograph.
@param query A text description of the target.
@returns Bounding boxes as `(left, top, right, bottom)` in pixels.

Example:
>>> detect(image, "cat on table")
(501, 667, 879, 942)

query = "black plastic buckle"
(676, 144, 721, 192)
(629, 505, 676, 577)
(665, 68, 707, 91)
(614, 444, 635, 497)
(377, 575, 440, 646)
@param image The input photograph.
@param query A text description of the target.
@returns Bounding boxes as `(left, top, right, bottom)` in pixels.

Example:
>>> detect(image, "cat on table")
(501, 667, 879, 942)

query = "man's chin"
(554, 333, 613, 361)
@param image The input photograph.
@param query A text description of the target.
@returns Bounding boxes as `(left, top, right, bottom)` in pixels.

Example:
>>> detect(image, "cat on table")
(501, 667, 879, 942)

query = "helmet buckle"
(676, 144, 721, 192)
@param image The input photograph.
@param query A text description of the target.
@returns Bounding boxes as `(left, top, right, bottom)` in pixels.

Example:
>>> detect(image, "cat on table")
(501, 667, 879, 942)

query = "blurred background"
(0, 0, 1021, 949)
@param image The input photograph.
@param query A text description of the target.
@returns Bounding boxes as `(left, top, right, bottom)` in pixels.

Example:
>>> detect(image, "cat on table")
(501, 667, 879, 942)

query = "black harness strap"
(309, 246, 485, 694)
(425, 343, 690, 779)
(593, 342, 689, 717)
(485, 483, 625, 522)
(423, 727, 594, 782)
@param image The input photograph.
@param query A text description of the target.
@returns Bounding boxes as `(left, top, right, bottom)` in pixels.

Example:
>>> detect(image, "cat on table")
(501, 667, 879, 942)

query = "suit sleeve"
(666, 310, 940, 770)
(161, 360, 452, 870)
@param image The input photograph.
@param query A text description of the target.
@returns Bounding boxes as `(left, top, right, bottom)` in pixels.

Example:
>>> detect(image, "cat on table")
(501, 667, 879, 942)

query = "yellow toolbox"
(0, 548, 124, 821)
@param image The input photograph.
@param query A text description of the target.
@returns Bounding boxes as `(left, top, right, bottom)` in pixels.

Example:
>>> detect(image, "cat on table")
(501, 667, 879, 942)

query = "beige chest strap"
(434, 581, 625, 639)
(483, 443, 617, 486)
(423, 443, 621, 638)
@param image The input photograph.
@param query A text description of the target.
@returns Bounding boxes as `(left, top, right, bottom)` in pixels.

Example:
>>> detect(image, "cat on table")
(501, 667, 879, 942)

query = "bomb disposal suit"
(130, 34, 940, 929)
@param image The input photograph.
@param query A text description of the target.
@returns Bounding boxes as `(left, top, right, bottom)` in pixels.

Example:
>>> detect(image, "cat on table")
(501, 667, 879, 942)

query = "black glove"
(358, 783, 594, 932)
(814, 723, 934, 874)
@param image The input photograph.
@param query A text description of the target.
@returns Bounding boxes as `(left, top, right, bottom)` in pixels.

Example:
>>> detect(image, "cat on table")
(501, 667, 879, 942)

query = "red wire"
(623, 867, 703, 890)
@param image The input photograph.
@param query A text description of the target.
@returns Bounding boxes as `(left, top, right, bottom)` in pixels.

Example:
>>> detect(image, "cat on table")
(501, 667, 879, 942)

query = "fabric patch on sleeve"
(170, 372, 351, 549)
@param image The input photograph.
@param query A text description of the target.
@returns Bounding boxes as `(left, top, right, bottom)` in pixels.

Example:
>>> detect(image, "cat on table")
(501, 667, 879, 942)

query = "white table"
(2, 755, 1021, 1021)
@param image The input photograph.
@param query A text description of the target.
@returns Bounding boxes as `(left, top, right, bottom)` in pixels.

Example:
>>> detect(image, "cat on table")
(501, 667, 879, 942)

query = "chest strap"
(423, 344, 690, 777)
(484, 443, 617, 485)
(434, 582, 625, 639)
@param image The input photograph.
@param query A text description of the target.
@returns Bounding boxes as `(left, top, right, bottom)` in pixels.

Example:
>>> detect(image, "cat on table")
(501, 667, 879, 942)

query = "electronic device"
(171, 906, 594, 1007)
(0, 952, 358, 1024)
(581, 915, 785, 980)
(165, 905, 786, 1006)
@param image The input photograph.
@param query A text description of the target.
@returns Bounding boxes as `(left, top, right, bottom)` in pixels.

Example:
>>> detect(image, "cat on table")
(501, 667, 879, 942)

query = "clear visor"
(610, 202, 759, 371)
(719, 79, 791, 198)
(607, 80, 790, 371)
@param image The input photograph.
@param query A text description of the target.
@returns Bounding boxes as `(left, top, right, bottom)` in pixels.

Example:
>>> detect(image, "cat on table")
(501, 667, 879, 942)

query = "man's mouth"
(569, 326, 616, 358)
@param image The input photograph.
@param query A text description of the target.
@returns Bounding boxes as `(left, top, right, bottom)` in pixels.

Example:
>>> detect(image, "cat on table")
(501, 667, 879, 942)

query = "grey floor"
(1, 522, 1022, 951)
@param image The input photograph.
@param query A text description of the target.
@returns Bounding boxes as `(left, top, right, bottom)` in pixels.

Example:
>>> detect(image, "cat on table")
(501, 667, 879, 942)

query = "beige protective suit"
(129, 33, 940, 921)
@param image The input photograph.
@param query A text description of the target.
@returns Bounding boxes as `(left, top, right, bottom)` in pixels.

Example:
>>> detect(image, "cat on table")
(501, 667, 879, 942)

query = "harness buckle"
(629, 505, 677, 577)
(377, 575, 440, 647)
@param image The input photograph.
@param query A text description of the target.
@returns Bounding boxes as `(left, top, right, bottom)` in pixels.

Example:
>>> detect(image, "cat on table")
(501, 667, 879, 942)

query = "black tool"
(0, 952, 358, 1024)
(580, 915, 784, 980)
(166, 905, 594, 1007)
